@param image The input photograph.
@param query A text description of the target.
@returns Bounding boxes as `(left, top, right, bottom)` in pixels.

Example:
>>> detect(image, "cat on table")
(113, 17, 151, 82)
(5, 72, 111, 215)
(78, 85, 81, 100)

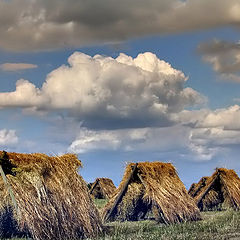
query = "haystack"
(188, 183, 197, 196)
(102, 162, 200, 224)
(188, 177, 210, 198)
(194, 168, 240, 211)
(87, 182, 93, 190)
(0, 151, 102, 240)
(90, 178, 116, 199)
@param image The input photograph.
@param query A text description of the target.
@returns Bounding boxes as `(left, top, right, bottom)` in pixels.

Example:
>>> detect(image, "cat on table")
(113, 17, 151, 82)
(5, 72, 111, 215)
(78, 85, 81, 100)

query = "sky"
(1, 0, 240, 188)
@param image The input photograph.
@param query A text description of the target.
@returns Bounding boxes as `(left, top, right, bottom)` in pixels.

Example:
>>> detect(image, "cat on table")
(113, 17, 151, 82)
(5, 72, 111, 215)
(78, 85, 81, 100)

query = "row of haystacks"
(4, 150, 240, 239)
(189, 168, 240, 211)
(89, 178, 116, 200)
(0, 151, 102, 240)
(102, 162, 201, 224)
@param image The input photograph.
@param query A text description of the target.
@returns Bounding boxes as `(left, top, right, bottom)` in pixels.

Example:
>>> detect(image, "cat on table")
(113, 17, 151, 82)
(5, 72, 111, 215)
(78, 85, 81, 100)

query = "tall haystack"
(0, 151, 102, 240)
(90, 178, 116, 199)
(102, 162, 201, 224)
(188, 177, 210, 198)
(194, 168, 240, 211)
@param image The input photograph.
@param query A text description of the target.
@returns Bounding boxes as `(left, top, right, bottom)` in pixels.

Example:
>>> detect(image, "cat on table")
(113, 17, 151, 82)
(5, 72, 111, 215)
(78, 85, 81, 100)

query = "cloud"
(198, 39, 240, 81)
(1, 0, 240, 51)
(68, 125, 190, 154)
(67, 122, 227, 162)
(0, 63, 38, 72)
(180, 105, 240, 130)
(0, 129, 18, 146)
(177, 105, 240, 160)
(0, 52, 204, 129)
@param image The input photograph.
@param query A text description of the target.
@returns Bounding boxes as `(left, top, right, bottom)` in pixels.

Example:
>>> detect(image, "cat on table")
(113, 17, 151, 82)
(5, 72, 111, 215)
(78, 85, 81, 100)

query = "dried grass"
(188, 183, 197, 196)
(0, 151, 102, 240)
(90, 178, 116, 199)
(195, 168, 240, 211)
(189, 177, 210, 198)
(102, 162, 201, 224)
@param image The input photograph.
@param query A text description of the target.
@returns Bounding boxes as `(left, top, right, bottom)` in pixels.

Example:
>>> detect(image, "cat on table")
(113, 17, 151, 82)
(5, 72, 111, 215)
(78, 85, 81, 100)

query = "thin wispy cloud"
(0, 63, 38, 72)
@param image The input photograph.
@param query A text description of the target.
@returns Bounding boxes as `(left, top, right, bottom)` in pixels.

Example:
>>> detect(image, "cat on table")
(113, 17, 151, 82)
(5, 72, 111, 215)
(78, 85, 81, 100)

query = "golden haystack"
(188, 177, 210, 198)
(102, 162, 201, 224)
(0, 151, 102, 240)
(90, 178, 116, 199)
(194, 168, 240, 211)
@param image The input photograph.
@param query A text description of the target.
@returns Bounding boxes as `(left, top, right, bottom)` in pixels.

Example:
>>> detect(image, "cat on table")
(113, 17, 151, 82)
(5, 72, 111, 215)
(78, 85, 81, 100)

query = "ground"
(7, 200, 240, 239)
(93, 199, 240, 240)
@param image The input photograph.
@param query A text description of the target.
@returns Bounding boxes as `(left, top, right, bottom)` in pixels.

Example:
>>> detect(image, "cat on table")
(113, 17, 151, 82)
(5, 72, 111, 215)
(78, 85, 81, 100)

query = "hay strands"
(196, 173, 219, 206)
(196, 168, 240, 210)
(0, 154, 20, 220)
(89, 179, 99, 195)
(104, 163, 138, 221)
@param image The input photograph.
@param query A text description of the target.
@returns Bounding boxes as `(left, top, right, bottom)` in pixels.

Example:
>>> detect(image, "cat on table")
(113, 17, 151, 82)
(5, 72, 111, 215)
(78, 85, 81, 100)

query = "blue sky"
(1, 0, 240, 188)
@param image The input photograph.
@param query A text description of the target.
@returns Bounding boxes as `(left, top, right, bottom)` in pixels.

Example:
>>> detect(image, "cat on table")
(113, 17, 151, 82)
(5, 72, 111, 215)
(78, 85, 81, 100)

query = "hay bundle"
(188, 177, 210, 198)
(102, 162, 200, 224)
(87, 182, 93, 190)
(195, 168, 240, 211)
(90, 178, 116, 199)
(188, 183, 197, 196)
(0, 151, 102, 240)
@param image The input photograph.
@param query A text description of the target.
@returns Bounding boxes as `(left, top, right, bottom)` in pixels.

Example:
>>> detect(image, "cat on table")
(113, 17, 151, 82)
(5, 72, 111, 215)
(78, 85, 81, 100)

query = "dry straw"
(90, 178, 116, 199)
(0, 151, 102, 240)
(193, 168, 240, 211)
(188, 177, 210, 198)
(102, 162, 201, 224)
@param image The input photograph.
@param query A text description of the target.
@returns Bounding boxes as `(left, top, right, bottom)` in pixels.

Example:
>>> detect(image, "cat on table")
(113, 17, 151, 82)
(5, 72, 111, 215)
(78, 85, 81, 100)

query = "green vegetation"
(93, 211, 240, 240)
(5, 205, 240, 239)
(94, 198, 108, 209)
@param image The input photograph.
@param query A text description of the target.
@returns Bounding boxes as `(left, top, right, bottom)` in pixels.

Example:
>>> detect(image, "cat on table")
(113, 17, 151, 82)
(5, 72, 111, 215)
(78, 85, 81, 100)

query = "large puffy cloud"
(0, 0, 240, 51)
(0, 52, 204, 129)
(198, 40, 240, 81)
(0, 129, 18, 146)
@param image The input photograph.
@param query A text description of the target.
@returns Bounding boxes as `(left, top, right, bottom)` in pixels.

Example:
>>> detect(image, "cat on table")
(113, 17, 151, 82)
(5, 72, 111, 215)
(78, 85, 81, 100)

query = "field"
(5, 200, 240, 240)
(92, 199, 240, 240)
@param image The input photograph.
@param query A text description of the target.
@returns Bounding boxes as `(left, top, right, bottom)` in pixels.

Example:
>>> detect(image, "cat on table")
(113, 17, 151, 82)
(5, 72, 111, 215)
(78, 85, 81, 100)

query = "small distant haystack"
(188, 183, 197, 196)
(188, 177, 210, 198)
(195, 168, 240, 211)
(90, 178, 116, 199)
(102, 162, 200, 224)
(87, 182, 93, 190)
(0, 151, 102, 240)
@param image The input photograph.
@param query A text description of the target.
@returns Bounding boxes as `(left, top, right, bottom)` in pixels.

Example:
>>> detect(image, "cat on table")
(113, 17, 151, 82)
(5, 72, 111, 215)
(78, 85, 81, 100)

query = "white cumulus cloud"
(0, 52, 204, 129)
